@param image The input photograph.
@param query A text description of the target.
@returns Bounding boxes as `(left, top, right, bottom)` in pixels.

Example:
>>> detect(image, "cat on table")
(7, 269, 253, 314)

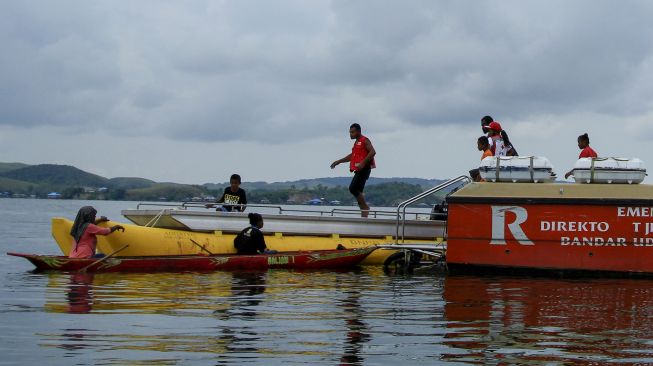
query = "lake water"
(2, 198, 653, 365)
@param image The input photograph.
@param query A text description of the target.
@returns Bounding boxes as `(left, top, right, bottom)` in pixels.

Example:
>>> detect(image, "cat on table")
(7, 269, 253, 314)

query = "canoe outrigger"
(8, 247, 376, 273)
(48, 177, 468, 267)
(49, 216, 444, 266)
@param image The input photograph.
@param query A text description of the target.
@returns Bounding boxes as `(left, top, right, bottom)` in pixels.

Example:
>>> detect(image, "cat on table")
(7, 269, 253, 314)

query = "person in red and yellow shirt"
(331, 123, 376, 217)
(565, 133, 598, 179)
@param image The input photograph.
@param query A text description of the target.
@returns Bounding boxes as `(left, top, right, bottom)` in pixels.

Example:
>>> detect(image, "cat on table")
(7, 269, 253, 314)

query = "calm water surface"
(2, 198, 653, 365)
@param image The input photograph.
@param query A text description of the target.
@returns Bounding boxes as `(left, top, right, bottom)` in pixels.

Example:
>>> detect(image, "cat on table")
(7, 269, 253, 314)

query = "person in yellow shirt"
(478, 136, 493, 160)
(469, 136, 493, 182)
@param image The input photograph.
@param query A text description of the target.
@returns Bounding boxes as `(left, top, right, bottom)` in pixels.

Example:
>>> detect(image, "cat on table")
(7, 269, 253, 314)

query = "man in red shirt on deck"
(331, 123, 376, 217)
(565, 133, 599, 179)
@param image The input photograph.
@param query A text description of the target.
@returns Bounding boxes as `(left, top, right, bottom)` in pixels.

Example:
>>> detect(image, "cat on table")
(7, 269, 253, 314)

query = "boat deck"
(122, 205, 446, 240)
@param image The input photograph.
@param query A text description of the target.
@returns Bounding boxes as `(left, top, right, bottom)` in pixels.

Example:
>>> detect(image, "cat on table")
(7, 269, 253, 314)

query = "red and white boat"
(446, 157, 653, 275)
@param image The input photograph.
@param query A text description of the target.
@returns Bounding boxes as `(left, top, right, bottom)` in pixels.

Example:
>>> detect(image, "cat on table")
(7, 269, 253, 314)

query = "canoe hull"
(51, 218, 438, 265)
(8, 247, 375, 272)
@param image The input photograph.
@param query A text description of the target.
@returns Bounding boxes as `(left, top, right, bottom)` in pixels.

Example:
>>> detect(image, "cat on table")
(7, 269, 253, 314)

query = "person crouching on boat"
(565, 133, 598, 179)
(69, 206, 125, 258)
(470, 136, 492, 182)
(234, 213, 276, 255)
(471, 136, 494, 182)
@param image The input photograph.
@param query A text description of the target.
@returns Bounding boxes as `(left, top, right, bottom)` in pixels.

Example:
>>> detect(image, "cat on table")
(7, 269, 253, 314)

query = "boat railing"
(395, 175, 471, 243)
(134, 202, 425, 220)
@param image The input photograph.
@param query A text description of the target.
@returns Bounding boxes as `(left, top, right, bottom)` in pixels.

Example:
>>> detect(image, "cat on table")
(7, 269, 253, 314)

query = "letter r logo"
(491, 206, 534, 245)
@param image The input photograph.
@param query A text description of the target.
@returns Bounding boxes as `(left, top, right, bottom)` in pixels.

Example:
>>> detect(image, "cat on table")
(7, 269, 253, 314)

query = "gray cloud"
(1, 0, 653, 145)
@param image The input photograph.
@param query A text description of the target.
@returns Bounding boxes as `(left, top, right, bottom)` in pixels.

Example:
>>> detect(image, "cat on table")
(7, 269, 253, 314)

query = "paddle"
(79, 244, 129, 273)
(190, 238, 214, 255)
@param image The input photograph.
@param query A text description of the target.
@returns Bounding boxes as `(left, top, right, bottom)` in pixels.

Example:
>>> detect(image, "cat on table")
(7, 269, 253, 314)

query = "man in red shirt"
(565, 133, 598, 179)
(577, 133, 598, 158)
(331, 123, 376, 217)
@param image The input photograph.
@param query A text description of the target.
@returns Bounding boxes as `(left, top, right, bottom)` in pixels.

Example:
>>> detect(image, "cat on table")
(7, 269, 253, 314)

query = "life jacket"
(350, 135, 376, 172)
(234, 226, 263, 254)
(488, 131, 518, 156)
(490, 136, 511, 157)
(579, 146, 598, 158)
(233, 227, 253, 253)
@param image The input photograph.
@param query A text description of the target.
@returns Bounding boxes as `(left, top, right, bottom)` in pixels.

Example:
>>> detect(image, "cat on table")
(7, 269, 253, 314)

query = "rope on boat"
(144, 209, 166, 227)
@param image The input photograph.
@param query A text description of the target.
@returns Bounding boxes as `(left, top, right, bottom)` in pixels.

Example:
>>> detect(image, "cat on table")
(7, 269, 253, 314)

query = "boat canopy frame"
(135, 202, 431, 221)
(394, 175, 471, 244)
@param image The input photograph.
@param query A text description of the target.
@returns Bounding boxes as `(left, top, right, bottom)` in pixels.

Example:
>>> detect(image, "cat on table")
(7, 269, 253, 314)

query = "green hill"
(0, 164, 109, 187)
(0, 161, 448, 205)
(0, 162, 30, 174)
(205, 177, 445, 191)
(125, 183, 207, 202)
(109, 177, 156, 189)
(0, 176, 40, 193)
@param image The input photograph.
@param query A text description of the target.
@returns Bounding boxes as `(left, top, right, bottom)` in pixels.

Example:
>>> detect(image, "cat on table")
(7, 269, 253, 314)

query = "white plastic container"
(479, 156, 556, 183)
(572, 157, 646, 184)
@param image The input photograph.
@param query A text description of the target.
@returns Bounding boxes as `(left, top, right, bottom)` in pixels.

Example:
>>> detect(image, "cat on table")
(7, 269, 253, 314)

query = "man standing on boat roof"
(331, 123, 376, 218)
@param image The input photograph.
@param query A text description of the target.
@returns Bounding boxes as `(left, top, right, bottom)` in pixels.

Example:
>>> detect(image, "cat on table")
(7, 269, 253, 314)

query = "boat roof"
(450, 182, 653, 202)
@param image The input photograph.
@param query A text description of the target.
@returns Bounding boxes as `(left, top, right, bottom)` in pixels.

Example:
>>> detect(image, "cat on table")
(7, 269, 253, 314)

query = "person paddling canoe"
(69, 206, 125, 258)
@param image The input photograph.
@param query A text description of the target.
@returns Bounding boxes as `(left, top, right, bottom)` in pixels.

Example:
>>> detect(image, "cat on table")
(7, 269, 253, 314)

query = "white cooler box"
(479, 156, 555, 183)
(572, 157, 646, 184)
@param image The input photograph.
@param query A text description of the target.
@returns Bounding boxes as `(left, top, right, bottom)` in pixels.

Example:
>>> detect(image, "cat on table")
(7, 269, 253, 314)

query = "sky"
(1, 0, 653, 184)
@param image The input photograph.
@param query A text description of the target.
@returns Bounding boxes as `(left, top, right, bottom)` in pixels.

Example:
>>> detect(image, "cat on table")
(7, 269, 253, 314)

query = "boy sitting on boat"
(234, 213, 277, 255)
(206, 173, 247, 212)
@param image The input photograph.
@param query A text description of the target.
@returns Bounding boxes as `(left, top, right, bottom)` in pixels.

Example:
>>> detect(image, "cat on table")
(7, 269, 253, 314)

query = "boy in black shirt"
(206, 174, 247, 212)
(234, 213, 268, 255)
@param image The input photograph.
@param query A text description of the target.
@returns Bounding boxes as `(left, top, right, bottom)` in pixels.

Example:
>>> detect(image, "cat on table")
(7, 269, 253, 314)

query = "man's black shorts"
(349, 167, 371, 197)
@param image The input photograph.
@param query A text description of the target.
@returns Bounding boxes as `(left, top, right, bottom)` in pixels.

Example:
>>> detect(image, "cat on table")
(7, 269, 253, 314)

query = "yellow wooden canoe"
(52, 217, 441, 265)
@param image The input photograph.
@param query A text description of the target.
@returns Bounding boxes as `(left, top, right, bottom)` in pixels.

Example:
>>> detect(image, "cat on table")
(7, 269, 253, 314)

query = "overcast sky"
(1, 1, 653, 184)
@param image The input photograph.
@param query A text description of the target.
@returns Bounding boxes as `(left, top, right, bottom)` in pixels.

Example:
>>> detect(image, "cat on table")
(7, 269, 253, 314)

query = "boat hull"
(121, 208, 446, 239)
(52, 218, 437, 265)
(8, 247, 375, 272)
(447, 182, 653, 274)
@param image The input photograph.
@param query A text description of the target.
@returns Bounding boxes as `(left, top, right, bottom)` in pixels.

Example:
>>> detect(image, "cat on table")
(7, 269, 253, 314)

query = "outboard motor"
(429, 181, 467, 220)
(429, 198, 448, 220)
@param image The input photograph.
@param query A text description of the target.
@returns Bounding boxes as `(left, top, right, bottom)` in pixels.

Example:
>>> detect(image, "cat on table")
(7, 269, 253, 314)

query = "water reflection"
(65, 272, 94, 314)
(442, 275, 653, 364)
(338, 288, 370, 366)
(23, 267, 653, 364)
(214, 271, 267, 363)
(226, 271, 267, 317)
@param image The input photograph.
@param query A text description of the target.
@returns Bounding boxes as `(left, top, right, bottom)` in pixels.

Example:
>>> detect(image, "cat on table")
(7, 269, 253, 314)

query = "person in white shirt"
(481, 116, 518, 156)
